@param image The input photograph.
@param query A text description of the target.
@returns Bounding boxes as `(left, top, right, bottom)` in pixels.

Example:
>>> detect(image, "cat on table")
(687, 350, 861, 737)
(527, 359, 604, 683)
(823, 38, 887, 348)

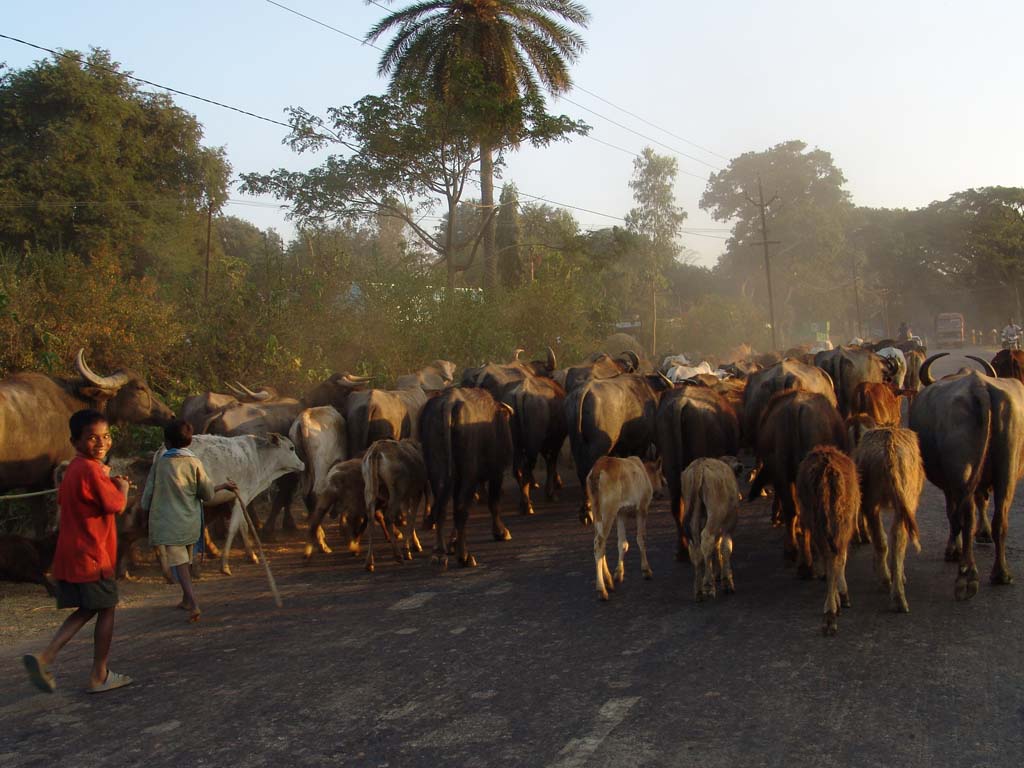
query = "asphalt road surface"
(2, 351, 1022, 768)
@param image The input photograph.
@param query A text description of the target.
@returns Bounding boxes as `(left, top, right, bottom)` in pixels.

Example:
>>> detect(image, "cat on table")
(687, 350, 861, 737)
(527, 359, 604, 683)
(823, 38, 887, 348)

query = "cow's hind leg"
(202, 525, 221, 559)
(453, 500, 475, 568)
(943, 493, 961, 562)
(544, 450, 560, 502)
(594, 525, 611, 601)
(613, 515, 629, 584)
(515, 458, 535, 516)
(955, 494, 980, 600)
(975, 489, 993, 543)
(304, 504, 332, 559)
(637, 507, 653, 580)
(865, 500, 891, 590)
(721, 534, 736, 594)
(990, 477, 1015, 586)
(837, 548, 851, 609)
(822, 556, 839, 636)
(700, 532, 718, 600)
(430, 485, 450, 570)
(488, 476, 512, 542)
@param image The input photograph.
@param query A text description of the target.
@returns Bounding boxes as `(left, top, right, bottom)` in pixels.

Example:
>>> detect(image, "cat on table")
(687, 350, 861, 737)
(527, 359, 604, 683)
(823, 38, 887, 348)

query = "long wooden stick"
(227, 484, 283, 608)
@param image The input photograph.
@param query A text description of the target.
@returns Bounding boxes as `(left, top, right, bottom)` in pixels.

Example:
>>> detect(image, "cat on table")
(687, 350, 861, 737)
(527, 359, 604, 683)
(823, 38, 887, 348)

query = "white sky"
(3, 0, 1023, 267)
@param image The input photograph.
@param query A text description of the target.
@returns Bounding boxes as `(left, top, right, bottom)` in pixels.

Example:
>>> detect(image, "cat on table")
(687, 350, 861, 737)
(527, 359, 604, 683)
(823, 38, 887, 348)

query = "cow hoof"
(458, 554, 478, 568)
(220, 566, 232, 577)
(944, 547, 960, 563)
(822, 614, 838, 636)
(723, 580, 735, 594)
(892, 597, 910, 614)
(404, 550, 413, 561)
(579, 512, 593, 526)
(520, 505, 536, 516)
(839, 592, 851, 609)
(447, 541, 457, 555)
(493, 529, 512, 542)
(991, 569, 1014, 586)
(303, 546, 313, 561)
(598, 591, 609, 602)
(976, 530, 993, 544)
(431, 553, 448, 571)
(249, 555, 259, 566)
(642, 569, 653, 580)
(366, 562, 375, 573)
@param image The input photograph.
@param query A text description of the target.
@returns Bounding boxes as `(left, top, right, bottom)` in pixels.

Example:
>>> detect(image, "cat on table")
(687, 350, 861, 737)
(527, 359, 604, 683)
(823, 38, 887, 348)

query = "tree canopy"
(0, 49, 229, 270)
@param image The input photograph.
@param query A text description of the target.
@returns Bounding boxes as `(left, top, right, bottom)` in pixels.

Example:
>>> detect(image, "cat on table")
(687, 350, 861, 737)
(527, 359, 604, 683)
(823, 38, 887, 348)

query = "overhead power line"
(0, 33, 294, 131)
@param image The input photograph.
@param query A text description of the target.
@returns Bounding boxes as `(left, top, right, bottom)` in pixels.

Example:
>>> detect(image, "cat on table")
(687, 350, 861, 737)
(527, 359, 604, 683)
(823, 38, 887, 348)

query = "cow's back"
(0, 374, 80, 490)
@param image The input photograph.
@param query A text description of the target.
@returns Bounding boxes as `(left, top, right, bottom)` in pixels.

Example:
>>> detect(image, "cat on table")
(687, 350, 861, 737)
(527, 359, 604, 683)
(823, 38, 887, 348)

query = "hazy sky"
(4, 0, 1023, 266)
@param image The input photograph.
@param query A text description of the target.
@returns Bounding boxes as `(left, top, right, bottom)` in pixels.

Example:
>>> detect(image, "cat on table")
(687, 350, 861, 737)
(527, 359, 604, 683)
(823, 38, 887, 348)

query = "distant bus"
(935, 312, 965, 348)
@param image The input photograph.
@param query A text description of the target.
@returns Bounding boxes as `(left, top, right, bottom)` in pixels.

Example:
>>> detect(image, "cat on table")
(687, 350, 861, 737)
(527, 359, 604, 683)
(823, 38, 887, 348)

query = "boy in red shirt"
(23, 409, 133, 694)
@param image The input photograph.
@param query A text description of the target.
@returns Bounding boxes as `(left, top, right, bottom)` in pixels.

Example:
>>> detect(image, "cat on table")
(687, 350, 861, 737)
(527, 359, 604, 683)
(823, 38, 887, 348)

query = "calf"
(0, 533, 57, 595)
(796, 446, 861, 636)
(362, 440, 429, 572)
(586, 456, 663, 601)
(849, 382, 901, 429)
(305, 459, 366, 559)
(853, 427, 924, 613)
(682, 457, 743, 601)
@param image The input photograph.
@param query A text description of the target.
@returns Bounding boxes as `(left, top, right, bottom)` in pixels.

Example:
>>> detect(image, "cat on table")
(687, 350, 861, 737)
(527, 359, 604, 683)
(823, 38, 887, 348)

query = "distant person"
(1002, 318, 1022, 350)
(141, 420, 236, 623)
(23, 409, 132, 694)
(897, 321, 911, 341)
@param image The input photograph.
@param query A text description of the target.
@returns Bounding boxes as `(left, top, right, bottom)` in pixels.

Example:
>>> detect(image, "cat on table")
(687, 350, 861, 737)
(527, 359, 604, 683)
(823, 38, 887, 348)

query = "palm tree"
(367, 0, 590, 290)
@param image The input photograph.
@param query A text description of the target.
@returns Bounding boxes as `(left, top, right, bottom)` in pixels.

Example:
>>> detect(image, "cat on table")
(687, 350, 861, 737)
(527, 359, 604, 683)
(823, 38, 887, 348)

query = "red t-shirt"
(52, 455, 126, 583)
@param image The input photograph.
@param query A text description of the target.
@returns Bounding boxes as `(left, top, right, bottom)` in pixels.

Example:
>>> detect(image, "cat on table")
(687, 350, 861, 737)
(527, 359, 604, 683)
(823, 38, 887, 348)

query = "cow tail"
(363, 445, 381, 522)
(350, 400, 373, 455)
(963, 386, 993, 533)
(671, 396, 686, 483)
(576, 381, 594, 436)
(513, 387, 527, 456)
(682, 461, 704, 546)
(823, 462, 843, 555)
(586, 469, 600, 522)
(443, 397, 457, 486)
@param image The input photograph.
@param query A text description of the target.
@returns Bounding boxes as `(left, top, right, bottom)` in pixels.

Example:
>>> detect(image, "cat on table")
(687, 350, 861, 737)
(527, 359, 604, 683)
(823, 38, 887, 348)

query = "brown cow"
(991, 349, 1024, 383)
(586, 456, 663, 601)
(304, 458, 387, 560)
(853, 427, 924, 613)
(362, 439, 429, 572)
(796, 446, 861, 636)
(750, 390, 847, 571)
(849, 382, 901, 429)
(683, 457, 744, 601)
(0, 533, 57, 595)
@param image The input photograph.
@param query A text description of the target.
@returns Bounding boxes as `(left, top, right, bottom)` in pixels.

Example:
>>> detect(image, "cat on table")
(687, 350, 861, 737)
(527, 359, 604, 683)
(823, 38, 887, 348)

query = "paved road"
(2, 464, 1023, 767)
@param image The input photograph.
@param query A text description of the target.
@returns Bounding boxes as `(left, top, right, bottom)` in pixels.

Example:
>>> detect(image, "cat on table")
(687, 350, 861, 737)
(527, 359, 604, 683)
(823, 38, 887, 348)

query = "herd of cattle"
(2, 340, 1024, 635)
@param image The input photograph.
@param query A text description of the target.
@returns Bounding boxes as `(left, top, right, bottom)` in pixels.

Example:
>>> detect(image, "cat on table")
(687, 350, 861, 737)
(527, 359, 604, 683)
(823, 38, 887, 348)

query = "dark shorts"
(55, 579, 119, 611)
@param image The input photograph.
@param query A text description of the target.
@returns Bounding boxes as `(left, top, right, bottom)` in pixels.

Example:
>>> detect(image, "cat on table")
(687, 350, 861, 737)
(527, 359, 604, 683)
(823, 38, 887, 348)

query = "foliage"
(661, 294, 768, 361)
(496, 183, 524, 288)
(367, 0, 591, 289)
(0, 49, 229, 271)
(701, 140, 853, 344)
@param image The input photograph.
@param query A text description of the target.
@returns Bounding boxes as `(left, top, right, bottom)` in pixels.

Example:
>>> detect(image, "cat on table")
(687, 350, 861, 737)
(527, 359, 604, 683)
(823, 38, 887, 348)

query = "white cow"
(666, 360, 714, 383)
(662, 354, 691, 370)
(289, 406, 347, 516)
(876, 347, 907, 389)
(147, 433, 305, 575)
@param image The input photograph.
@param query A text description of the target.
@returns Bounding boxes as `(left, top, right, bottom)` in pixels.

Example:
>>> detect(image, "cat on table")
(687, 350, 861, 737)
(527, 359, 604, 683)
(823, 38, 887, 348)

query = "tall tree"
(0, 49, 229, 270)
(495, 183, 523, 288)
(701, 140, 852, 345)
(366, 0, 590, 290)
(625, 148, 686, 356)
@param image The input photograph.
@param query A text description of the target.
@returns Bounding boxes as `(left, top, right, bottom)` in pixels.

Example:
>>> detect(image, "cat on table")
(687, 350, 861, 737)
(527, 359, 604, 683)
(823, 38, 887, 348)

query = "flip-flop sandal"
(87, 671, 133, 694)
(188, 608, 202, 623)
(23, 654, 56, 693)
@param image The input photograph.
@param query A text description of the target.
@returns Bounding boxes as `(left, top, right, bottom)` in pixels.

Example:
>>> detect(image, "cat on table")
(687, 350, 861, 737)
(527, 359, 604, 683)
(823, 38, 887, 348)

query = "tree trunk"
(445, 198, 456, 298)
(650, 275, 657, 358)
(480, 140, 497, 291)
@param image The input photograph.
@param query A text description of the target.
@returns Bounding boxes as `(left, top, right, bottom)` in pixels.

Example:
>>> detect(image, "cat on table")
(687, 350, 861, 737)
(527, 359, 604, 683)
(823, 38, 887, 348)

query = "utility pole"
(851, 252, 863, 338)
(747, 177, 781, 351)
(203, 202, 213, 302)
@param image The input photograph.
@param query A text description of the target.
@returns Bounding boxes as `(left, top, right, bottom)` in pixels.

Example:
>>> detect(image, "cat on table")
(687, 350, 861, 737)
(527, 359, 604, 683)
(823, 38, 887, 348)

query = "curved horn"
(234, 381, 272, 401)
(622, 350, 640, 372)
(966, 355, 997, 378)
(342, 374, 372, 384)
(76, 349, 129, 390)
(657, 370, 674, 388)
(512, 347, 525, 361)
(224, 382, 246, 397)
(546, 346, 557, 372)
(919, 353, 948, 387)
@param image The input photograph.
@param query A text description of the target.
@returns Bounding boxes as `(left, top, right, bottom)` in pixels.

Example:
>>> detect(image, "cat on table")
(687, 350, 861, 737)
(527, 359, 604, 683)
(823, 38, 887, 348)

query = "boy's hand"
(215, 481, 239, 494)
(112, 475, 131, 495)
